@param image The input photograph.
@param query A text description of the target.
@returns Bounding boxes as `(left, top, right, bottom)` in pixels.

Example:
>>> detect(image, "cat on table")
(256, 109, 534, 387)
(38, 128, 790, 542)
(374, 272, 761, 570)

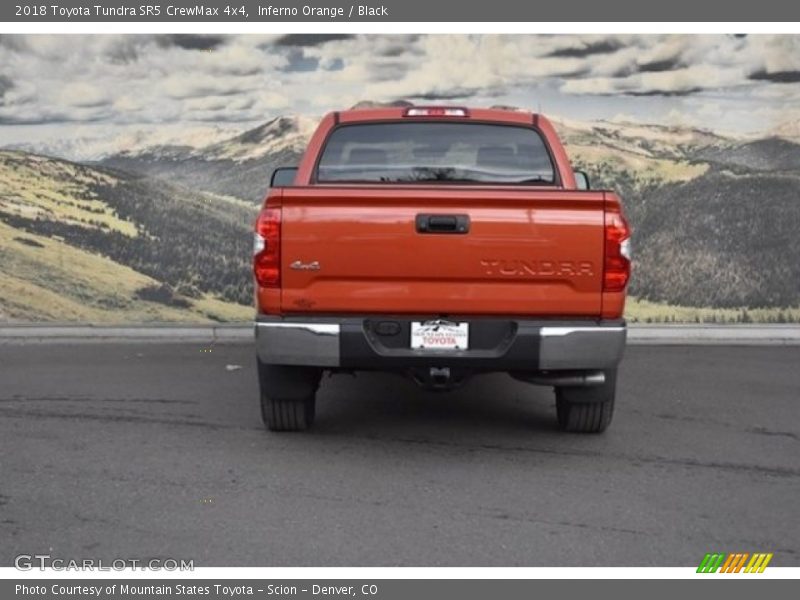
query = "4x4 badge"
(290, 260, 321, 271)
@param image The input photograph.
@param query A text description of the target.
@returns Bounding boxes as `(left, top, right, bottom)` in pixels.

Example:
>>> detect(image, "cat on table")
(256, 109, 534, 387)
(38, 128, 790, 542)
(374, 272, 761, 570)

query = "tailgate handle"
(416, 214, 470, 234)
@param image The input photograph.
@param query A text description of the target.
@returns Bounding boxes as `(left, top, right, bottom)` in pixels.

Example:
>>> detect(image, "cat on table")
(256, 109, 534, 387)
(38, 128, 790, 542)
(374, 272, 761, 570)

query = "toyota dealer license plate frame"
(410, 320, 469, 350)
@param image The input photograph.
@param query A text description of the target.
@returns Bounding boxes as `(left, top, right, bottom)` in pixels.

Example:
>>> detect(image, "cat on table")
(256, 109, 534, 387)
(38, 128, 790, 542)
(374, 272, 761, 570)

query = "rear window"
(316, 122, 555, 184)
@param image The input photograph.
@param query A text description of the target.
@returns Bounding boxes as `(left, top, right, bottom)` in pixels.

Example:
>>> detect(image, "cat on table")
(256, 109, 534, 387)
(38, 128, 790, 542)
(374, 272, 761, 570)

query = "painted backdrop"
(1, 34, 799, 322)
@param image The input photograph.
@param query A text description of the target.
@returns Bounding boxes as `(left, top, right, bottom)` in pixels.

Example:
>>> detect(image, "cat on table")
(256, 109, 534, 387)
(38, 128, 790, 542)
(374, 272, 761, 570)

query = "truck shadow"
(311, 370, 561, 437)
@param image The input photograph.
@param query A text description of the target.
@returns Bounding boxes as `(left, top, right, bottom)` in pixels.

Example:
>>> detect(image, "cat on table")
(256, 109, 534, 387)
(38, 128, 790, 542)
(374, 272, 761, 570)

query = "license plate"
(411, 320, 469, 350)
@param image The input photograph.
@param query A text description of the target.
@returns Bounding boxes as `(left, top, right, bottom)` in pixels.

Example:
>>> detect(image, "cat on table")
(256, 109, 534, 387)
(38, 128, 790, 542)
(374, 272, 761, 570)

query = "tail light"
(603, 205, 631, 292)
(254, 207, 281, 287)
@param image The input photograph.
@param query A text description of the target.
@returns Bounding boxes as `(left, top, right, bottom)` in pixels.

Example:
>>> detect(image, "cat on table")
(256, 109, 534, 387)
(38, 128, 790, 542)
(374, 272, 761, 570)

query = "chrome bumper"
(255, 321, 341, 367)
(255, 317, 626, 370)
(538, 325, 626, 369)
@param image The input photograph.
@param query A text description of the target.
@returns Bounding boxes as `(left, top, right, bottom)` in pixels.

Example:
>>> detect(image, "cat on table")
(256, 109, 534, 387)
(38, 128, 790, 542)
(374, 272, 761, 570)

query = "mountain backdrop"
(2, 106, 800, 323)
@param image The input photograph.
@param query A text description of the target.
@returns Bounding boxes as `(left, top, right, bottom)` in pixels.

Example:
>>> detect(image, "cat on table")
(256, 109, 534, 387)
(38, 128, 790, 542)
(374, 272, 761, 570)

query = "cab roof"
(335, 106, 540, 126)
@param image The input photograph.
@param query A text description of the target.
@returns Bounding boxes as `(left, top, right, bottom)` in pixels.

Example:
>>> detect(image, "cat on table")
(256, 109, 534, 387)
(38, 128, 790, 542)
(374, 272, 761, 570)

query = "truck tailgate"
(278, 186, 606, 316)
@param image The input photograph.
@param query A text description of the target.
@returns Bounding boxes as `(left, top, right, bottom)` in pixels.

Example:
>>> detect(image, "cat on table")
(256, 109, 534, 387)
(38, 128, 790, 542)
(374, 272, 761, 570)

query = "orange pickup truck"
(253, 106, 631, 433)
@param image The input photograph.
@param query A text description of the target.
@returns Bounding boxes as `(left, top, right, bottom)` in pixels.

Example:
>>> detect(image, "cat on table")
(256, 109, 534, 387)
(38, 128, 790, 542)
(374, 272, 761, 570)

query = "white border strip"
(3, 22, 800, 34)
(1, 567, 799, 579)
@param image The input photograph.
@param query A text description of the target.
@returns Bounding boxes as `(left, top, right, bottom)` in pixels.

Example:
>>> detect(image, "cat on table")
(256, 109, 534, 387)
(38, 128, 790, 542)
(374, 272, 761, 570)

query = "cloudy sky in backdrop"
(1, 34, 799, 159)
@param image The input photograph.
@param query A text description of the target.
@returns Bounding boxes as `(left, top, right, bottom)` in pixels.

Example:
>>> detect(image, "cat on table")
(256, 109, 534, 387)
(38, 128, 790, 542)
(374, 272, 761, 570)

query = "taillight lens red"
(253, 207, 281, 287)
(604, 206, 631, 292)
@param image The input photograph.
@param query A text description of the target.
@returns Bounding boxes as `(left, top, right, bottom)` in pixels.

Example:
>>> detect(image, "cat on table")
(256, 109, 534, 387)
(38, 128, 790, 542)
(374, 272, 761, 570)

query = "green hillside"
(557, 126, 800, 311)
(631, 168, 800, 308)
(0, 151, 252, 322)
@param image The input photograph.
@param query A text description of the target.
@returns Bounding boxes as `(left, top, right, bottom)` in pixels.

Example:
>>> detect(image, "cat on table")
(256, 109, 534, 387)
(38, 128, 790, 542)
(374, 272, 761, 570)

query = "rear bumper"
(255, 315, 626, 372)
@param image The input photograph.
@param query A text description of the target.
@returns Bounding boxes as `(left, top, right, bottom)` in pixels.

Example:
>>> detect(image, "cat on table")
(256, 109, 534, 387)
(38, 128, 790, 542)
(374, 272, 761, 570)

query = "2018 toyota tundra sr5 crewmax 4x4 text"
(253, 106, 631, 433)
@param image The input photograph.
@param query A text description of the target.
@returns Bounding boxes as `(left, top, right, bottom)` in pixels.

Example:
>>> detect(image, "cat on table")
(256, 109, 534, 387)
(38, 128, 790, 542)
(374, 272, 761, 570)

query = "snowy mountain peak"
(197, 115, 317, 163)
(771, 119, 800, 142)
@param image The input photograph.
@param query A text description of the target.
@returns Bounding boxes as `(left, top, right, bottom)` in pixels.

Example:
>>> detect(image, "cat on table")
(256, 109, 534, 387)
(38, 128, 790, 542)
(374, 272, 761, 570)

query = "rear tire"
(261, 393, 315, 432)
(555, 369, 616, 433)
(257, 360, 321, 432)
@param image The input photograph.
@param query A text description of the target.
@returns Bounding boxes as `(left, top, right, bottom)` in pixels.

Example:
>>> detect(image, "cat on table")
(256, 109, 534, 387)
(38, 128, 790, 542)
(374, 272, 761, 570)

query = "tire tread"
(555, 369, 616, 433)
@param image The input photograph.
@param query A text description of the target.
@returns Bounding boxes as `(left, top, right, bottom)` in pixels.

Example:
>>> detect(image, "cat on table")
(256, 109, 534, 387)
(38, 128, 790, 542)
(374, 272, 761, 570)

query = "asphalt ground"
(0, 342, 798, 567)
